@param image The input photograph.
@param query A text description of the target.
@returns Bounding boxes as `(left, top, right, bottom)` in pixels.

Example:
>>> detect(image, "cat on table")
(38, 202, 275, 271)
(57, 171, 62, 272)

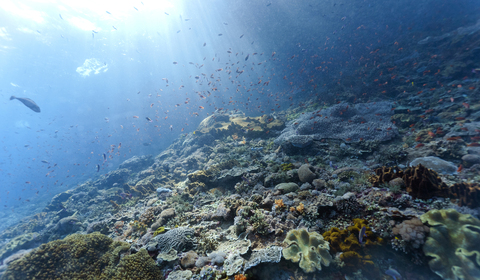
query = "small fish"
(59, 14, 63, 20)
(41, 160, 49, 164)
(112, 26, 117, 30)
(146, 117, 152, 122)
(133, 115, 139, 118)
(203, 42, 206, 46)
(165, 12, 169, 15)
(457, 164, 463, 173)
(266, 3, 271, 6)
(245, 54, 249, 61)
(170, 125, 173, 131)
(239, 34, 244, 38)
(218, 33, 222, 36)
(103, 153, 107, 161)
(10, 96, 41, 112)
(358, 226, 367, 244)
(96, 164, 100, 172)
(106, 11, 111, 14)
(462, 102, 470, 109)
(385, 268, 402, 280)
(134, 7, 138, 11)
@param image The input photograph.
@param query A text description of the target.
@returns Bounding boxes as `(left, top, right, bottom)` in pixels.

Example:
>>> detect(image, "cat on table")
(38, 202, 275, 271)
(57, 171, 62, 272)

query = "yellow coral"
(296, 203, 305, 214)
(274, 199, 285, 209)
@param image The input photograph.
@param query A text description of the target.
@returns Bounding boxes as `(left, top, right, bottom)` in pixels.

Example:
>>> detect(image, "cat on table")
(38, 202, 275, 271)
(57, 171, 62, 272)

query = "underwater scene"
(1, 0, 480, 279)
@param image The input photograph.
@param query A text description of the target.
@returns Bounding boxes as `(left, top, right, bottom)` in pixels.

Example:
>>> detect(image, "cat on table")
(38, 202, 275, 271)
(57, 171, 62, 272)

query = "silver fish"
(10, 96, 40, 112)
(358, 226, 367, 244)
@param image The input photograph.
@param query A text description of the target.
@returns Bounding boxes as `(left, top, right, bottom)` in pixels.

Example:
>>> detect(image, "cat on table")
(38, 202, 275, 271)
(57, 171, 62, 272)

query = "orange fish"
(133, 116, 139, 118)
(428, 131, 435, 137)
(455, 117, 466, 120)
(415, 143, 424, 148)
(467, 143, 480, 147)
(199, 106, 204, 109)
(462, 102, 470, 109)
(457, 164, 463, 173)
(447, 136, 462, 141)
(345, 138, 352, 141)
(450, 97, 454, 102)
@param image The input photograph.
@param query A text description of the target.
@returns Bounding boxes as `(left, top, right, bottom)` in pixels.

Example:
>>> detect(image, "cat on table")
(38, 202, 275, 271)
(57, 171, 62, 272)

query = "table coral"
(420, 209, 480, 280)
(282, 228, 332, 273)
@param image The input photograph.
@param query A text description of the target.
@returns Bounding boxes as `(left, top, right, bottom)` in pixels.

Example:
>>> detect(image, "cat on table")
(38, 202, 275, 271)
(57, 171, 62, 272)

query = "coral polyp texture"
(420, 209, 480, 280)
(282, 228, 332, 273)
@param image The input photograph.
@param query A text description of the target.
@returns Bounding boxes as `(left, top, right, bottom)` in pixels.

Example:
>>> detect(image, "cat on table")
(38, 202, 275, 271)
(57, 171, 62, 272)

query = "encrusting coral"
(420, 209, 480, 280)
(282, 228, 332, 273)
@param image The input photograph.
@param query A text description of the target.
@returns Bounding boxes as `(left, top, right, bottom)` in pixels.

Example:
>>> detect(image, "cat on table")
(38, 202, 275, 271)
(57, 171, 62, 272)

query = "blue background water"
(0, 0, 479, 232)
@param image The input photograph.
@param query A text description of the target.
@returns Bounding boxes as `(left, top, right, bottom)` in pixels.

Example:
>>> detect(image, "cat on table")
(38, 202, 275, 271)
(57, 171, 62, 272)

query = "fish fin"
(10, 96, 15, 100)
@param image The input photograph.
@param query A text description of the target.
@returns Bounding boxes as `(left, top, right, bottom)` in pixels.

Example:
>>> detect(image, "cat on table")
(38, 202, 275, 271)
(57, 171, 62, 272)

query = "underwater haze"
(1, 0, 480, 279)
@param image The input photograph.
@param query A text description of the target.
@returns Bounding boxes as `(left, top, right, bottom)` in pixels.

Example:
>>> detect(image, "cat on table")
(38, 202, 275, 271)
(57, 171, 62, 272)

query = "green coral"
(420, 209, 480, 280)
(1, 232, 163, 280)
(282, 228, 332, 273)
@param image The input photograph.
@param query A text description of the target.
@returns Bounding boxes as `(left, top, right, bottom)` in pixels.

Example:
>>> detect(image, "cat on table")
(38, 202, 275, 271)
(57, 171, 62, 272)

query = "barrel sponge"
(282, 228, 332, 273)
(420, 209, 480, 280)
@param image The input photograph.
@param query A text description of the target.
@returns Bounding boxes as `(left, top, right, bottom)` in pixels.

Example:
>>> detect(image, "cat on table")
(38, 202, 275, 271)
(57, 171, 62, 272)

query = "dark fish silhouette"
(10, 96, 40, 112)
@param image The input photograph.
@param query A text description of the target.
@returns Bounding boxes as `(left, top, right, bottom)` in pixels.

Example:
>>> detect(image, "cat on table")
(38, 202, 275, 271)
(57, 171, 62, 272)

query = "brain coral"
(275, 101, 397, 148)
(146, 227, 196, 254)
(282, 228, 332, 273)
(420, 209, 480, 280)
(1, 232, 163, 280)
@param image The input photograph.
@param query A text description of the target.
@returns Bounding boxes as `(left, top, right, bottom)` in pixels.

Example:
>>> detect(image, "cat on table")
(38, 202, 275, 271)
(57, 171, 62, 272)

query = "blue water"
(0, 0, 479, 261)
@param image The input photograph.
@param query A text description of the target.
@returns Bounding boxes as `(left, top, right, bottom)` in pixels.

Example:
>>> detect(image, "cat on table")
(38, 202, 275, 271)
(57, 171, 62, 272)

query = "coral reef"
(420, 209, 480, 280)
(1, 232, 163, 280)
(282, 228, 332, 273)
